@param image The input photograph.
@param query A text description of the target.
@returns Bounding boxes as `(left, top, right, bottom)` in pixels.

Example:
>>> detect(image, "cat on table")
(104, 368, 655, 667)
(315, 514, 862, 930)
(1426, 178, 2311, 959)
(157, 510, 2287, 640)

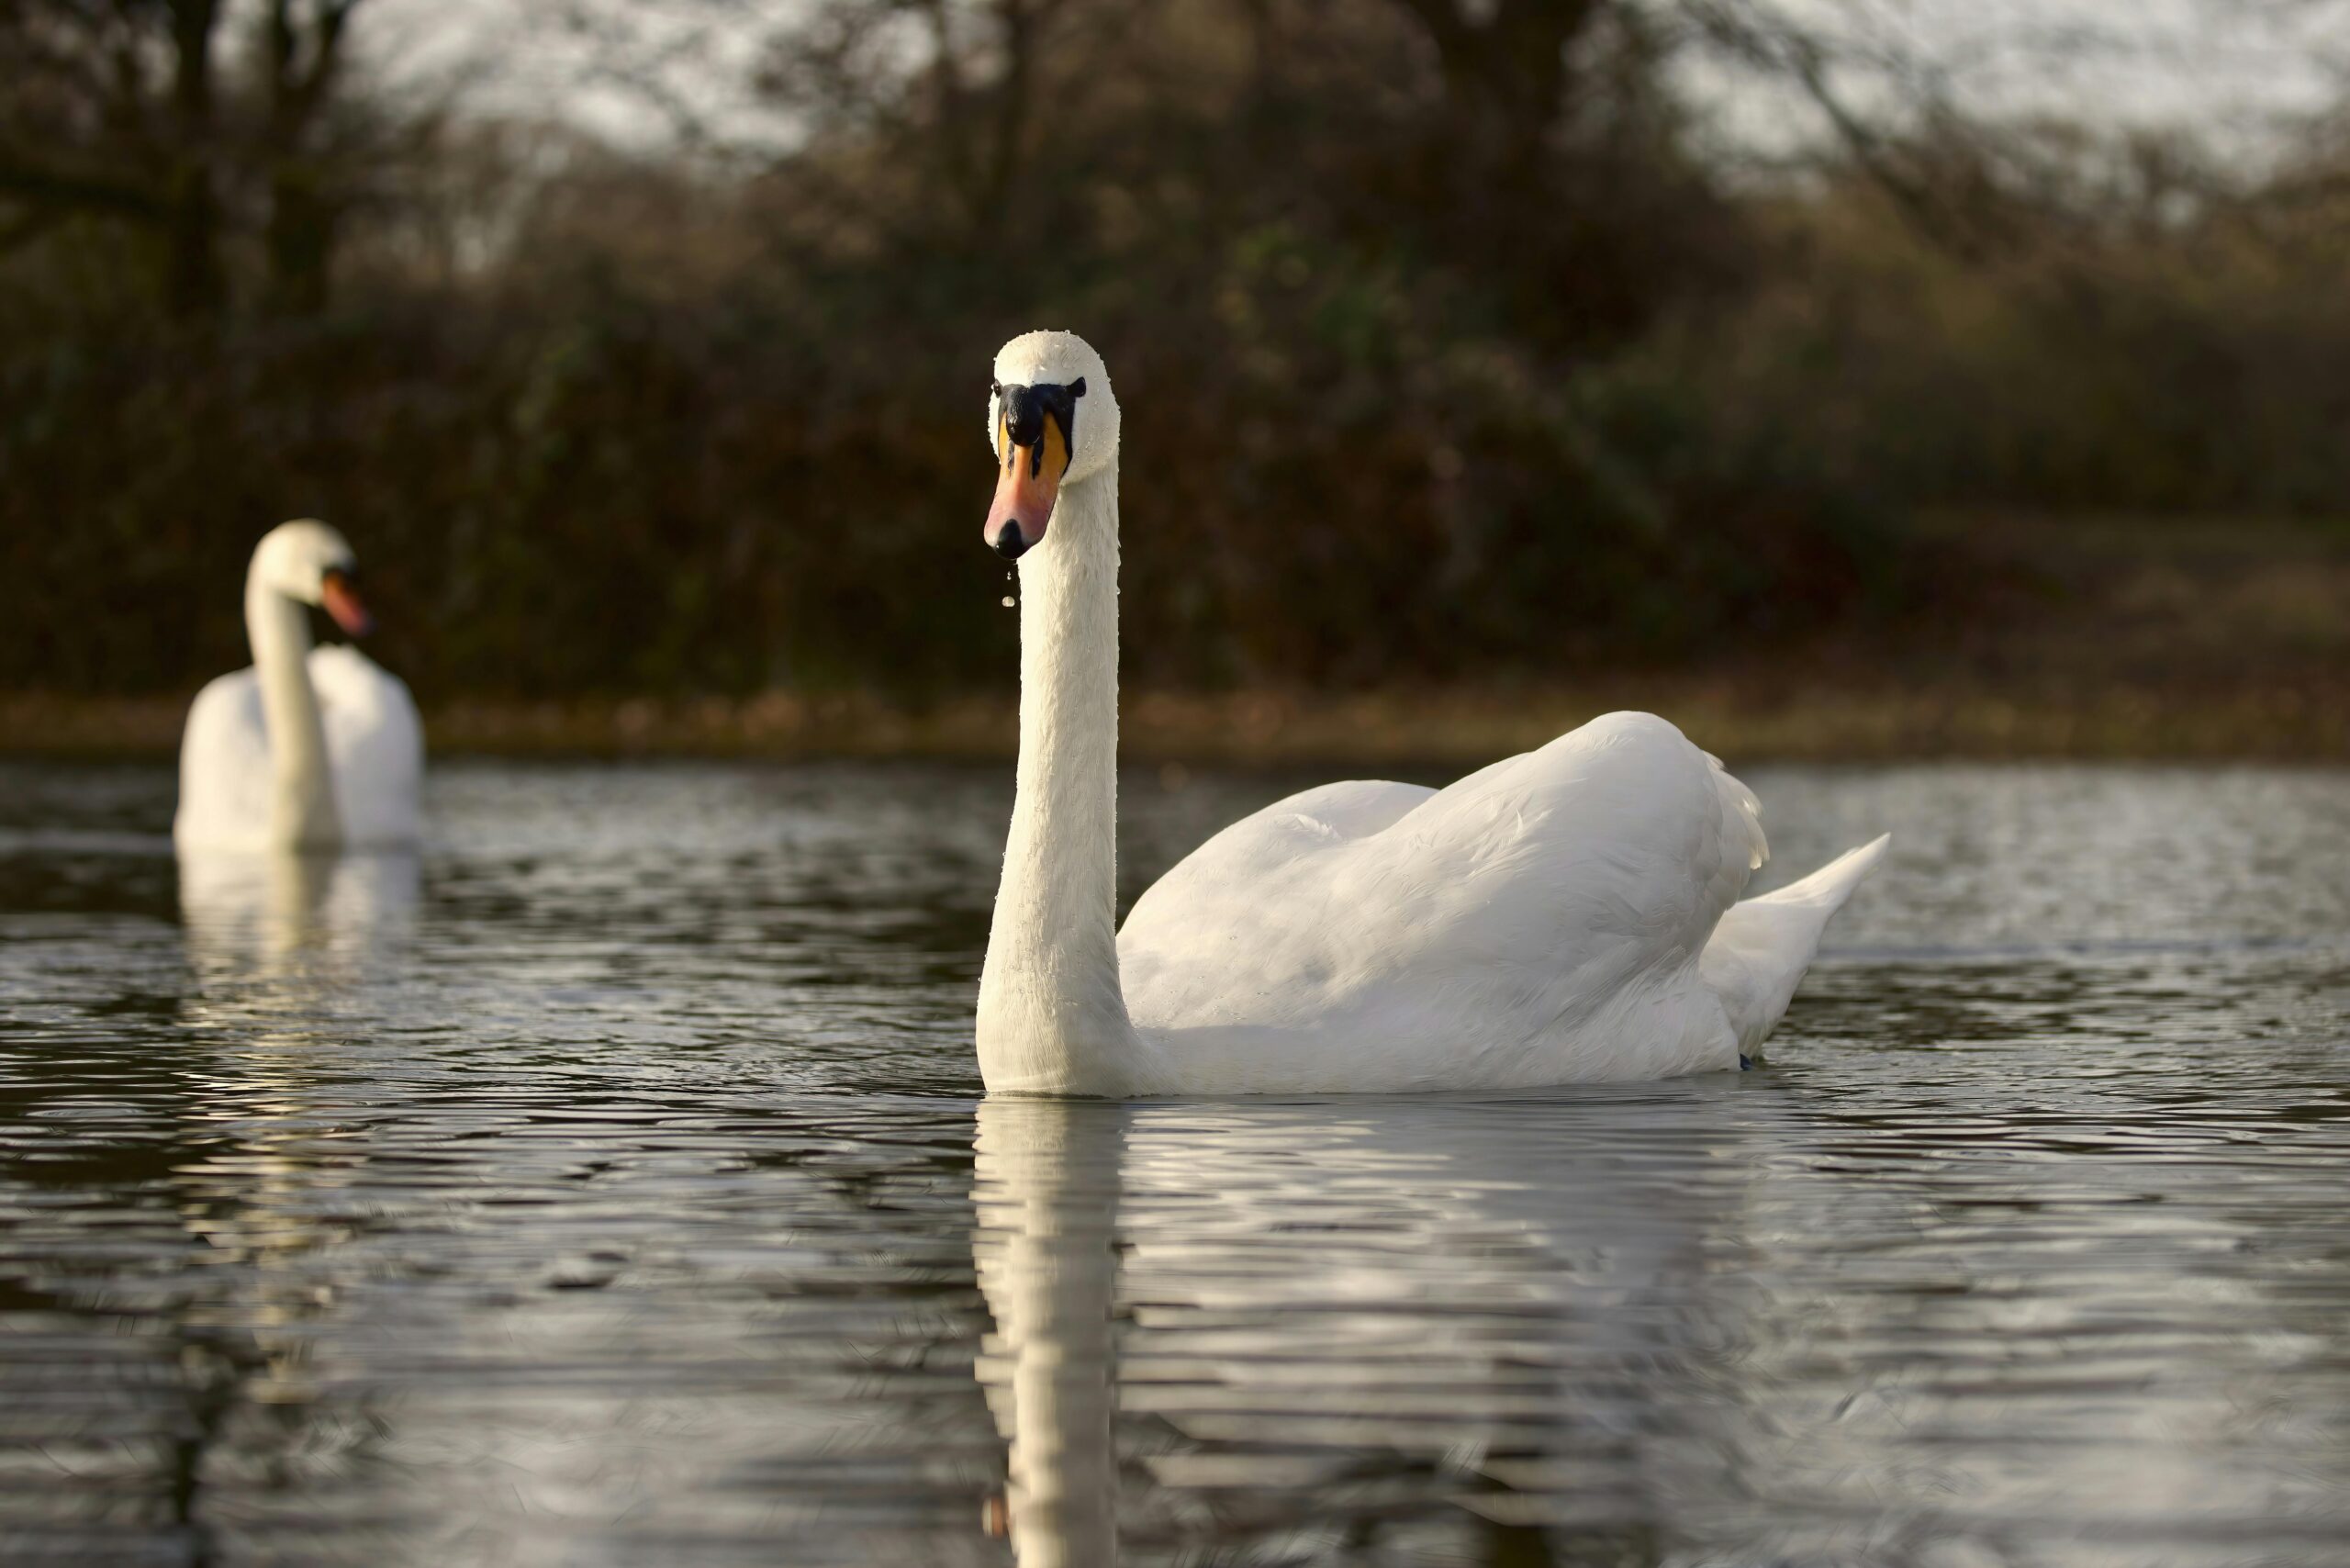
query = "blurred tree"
(4, 0, 2345, 705)
(259, 0, 368, 311)
(0, 0, 230, 315)
(0, 0, 379, 316)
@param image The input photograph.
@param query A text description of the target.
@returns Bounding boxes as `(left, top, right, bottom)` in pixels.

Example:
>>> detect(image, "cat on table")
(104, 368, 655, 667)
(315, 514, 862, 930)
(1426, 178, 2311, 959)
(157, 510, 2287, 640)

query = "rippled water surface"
(2, 758, 2346, 1567)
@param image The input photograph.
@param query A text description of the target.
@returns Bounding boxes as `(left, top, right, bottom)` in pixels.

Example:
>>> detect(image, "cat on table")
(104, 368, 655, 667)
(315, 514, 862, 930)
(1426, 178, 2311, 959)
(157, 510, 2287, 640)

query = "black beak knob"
(992, 521, 1028, 559)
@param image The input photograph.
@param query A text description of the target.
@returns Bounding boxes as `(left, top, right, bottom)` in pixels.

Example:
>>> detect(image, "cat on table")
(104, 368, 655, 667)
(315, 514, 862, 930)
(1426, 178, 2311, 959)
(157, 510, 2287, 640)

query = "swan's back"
(309, 646, 423, 847)
(173, 648, 422, 852)
(175, 669, 275, 852)
(1119, 711, 1850, 1091)
(1127, 719, 1767, 1086)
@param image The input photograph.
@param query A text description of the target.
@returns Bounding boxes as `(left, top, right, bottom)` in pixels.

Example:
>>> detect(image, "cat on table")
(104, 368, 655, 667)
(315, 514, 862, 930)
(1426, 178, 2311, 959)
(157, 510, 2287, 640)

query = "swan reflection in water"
(179, 848, 420, 995)
(974, 1101, 1123, 1567)
(971, 1092, 1748, 1567)
(156, 851, 424, 1506)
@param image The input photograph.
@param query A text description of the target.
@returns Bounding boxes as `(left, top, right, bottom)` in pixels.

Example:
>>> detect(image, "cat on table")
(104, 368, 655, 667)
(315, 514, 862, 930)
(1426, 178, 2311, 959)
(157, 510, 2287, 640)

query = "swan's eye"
(995, 382, 1079, 472)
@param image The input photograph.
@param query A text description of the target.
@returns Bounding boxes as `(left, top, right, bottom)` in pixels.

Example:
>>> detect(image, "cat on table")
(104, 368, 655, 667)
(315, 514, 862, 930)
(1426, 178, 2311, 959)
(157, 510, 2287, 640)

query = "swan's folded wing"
(1239, 778, 1438, 843)
(310, 646, 424, 847)
(1121, 712, 1761, 1072)
(174, 669, 273, 852)
(1122, 775, 1430, 925)
(1338, 711, 1761, 981)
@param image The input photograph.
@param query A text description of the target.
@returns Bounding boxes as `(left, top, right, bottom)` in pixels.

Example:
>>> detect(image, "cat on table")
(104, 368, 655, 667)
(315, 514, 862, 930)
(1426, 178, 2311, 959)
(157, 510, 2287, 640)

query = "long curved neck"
(978, 463, 1148, 1095)
(244, 567, 341, 851)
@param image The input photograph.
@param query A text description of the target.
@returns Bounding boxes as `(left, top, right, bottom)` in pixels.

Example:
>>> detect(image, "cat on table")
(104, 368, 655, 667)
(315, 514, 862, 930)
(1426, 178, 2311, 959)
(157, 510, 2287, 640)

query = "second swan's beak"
(320, 566, 374, 636)
(985, 401, 1070, 561)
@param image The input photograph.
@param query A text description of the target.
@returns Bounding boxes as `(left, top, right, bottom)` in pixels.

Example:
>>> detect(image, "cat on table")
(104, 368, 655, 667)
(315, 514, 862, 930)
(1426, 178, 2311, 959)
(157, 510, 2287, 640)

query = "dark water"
(1, 759, 2346, 1567)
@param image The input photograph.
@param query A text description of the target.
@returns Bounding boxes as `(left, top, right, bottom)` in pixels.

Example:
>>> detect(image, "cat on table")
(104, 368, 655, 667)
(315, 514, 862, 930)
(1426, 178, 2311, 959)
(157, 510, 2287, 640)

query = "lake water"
(1, 758, 2346, 1567)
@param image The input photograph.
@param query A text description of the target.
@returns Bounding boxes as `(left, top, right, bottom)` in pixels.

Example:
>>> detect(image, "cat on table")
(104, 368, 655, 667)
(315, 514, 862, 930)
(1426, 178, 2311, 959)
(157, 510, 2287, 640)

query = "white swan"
(173, 519, 423, 854)
(975, 330, 1887, 1096)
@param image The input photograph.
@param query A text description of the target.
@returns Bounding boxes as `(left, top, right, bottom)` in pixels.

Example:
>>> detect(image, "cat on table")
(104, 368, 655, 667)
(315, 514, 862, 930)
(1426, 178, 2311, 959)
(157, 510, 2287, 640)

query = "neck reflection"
(968, 1090, 1753, 1566)
(973, 1097, 1127, 1567)
(180, 849, 420, 1022)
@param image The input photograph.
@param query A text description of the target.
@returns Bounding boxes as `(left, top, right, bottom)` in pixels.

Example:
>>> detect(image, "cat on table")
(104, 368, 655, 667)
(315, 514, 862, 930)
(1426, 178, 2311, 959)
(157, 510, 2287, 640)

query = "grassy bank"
(6, 675, 2343, 766)
(8, 512, 2343, 766)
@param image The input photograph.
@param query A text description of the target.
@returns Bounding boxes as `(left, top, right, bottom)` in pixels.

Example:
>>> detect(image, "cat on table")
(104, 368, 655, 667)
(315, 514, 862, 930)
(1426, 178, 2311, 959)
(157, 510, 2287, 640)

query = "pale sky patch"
(350, 0, 2349, 166)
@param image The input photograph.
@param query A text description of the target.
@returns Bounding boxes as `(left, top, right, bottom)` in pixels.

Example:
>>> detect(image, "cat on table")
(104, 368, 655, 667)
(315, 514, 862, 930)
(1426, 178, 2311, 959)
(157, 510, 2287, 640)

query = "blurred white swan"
(174, 520, 422, 854)
(974, 330, 1886, 1096)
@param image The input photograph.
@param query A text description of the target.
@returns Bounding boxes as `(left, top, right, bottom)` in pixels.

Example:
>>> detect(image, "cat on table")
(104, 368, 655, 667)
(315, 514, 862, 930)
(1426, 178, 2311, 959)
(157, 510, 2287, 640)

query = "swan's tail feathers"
(1700, 834, 1890, 1052)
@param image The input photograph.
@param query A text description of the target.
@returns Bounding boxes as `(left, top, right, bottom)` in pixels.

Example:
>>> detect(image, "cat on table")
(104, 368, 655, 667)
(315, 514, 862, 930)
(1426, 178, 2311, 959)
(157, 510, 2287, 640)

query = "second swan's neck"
(245, 568, 341, 851)
(978, 464, 1151, 1095)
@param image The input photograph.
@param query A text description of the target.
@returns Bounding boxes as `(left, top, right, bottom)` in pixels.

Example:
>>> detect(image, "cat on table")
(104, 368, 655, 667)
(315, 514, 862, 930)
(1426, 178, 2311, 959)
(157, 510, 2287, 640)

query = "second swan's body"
(976, 331, 1885, 1096)
(176, 520, 421, 855)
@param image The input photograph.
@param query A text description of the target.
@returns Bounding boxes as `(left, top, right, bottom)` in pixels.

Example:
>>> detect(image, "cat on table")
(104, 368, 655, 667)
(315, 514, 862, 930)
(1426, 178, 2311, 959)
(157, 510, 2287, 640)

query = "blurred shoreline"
(15, 510, 2339, 766)
(9, 676, 2341, 766)
(14, 6, 2350, 749)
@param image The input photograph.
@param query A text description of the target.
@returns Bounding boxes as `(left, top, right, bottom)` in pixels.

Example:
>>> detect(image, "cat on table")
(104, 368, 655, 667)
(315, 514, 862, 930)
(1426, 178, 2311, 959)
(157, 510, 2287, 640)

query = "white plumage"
(173, 521, 423, 855)
(975, 331, 1886, 1096)
(1122, 713, 1886, 1090)
(176, 645, 423, 853)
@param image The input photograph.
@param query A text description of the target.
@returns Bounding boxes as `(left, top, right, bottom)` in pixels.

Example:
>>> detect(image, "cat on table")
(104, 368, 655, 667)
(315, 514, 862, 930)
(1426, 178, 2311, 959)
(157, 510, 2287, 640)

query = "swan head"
(983, 330, 1118, 560)
(251, 518, 373, 635)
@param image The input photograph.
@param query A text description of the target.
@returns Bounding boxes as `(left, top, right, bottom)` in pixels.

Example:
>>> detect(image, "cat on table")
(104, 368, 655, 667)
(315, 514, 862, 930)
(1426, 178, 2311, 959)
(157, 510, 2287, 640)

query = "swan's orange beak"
(320, 567, 374, 637)
(984, 409, 1068, 561)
